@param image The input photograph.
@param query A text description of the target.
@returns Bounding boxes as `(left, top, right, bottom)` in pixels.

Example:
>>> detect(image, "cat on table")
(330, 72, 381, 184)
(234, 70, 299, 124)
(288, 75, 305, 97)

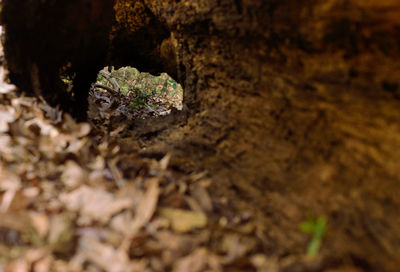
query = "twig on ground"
(99, 70, 121, 92)
(94, 84, 118, 94)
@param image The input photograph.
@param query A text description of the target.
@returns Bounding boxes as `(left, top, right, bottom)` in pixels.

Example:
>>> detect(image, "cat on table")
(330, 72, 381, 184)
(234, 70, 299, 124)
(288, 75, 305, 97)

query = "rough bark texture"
(2, 0, 400, 270)
(138, 1, 400, 270)
(111, 0, 178, 79)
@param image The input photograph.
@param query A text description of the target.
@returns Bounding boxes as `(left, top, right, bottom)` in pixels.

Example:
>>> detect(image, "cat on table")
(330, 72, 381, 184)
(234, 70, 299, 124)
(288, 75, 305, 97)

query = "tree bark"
(143, 1, 400, 270)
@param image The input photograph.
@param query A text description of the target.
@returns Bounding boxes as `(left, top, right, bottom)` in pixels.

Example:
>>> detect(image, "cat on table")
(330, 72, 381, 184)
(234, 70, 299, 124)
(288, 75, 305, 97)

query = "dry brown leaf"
(65, 138, 88, 154)
(88, 156, 106, 171)
(6, 258, 29, 272)
(47, 214, 74, 246)
(159, 153, 171, 171)
(25, 249, 49, 265)
(38, 136, 67, 156)
(159, 208, 207, 233)
(134, 178, 160, 224)
(61, 160, 88, 188)
(74, 122, 91, 138)
(29, 212, 50, 239)
(156, 230, 197, 252)
(71, 236, 140, 272)
(109, 211, 133, 236)
(51, 260, 71, 272)
(33, 253, 53, 272)
(250, 254, 279, 272)
(173, 248, 208, 272)
(79, 227, 124, 248)
(24, 117, 59, 138)
(22, 187, 40, 200)
(60, 185, 133, 224)
(0, 164, 22, 212)
(108, 157, 124, 187)
(220, 234, 254, 264)
(110, 123, 127, 137)
(6, 249, 50, 272)
(0, 164, 21, 191)
(0, 213, 32, 236)
(124, 178, 159, 239)
(190, 185, 213, 212)
(0, 106, 15, 133)
(146, 217, 170, 234)
(0, 135, 14, 160)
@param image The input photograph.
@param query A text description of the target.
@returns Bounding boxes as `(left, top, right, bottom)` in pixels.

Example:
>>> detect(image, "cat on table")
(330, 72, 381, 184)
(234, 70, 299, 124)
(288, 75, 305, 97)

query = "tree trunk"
(3, 0, 400, 270)
(135, 1, 400, 270)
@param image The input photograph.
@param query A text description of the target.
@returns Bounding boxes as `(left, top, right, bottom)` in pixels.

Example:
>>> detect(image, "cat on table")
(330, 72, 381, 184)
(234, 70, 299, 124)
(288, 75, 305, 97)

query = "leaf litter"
(0, 85, 217, 271)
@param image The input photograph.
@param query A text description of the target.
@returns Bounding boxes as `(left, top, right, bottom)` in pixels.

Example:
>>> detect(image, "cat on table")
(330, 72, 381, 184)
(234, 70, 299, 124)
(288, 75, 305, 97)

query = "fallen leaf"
(74, 123, 91, 138)
(0, 164, 21, 212)
(159, 208, 207, 233)
(47, 214, 74, 255)
(71, 235, 137, 272)
(60, 185, 133, 224)
(0, 135, 14, 160)
(122, 178, 159, 247)
(250, 254, 279, 271)
(29, 212, 50, 239)
(173, 248, 208, 272)
(7, 249, 50, 272)
(159, 153, 171, 170)
(65, 138, 88, 154)
(110, 123, 127, 137)
(133, 178, 160, 227)
(33, 253, 53, 272)
(6, 258, 29, 272)
(61, 161, 88, 188)
(190, 185, 213, 212)
(24, 117, 59, 138)
(0, 106, 15, 133)
(156, 230, 197, 252)
(220, 234, 255, 264)
(110, 211, 133, 236)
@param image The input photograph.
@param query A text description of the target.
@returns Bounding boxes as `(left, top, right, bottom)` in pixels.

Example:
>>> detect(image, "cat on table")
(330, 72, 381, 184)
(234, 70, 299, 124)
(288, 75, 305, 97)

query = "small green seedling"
(300, 216, 327, 257)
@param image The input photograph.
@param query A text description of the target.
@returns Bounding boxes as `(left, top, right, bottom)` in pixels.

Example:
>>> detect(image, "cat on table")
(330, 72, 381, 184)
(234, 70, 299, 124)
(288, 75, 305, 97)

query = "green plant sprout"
(300, 216, 327, 257)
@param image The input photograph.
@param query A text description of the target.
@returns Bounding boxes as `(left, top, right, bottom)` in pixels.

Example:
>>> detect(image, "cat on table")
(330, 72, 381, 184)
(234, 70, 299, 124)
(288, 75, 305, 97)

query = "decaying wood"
(2, 0, 400, 270)
(142, 1, 400, 270)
